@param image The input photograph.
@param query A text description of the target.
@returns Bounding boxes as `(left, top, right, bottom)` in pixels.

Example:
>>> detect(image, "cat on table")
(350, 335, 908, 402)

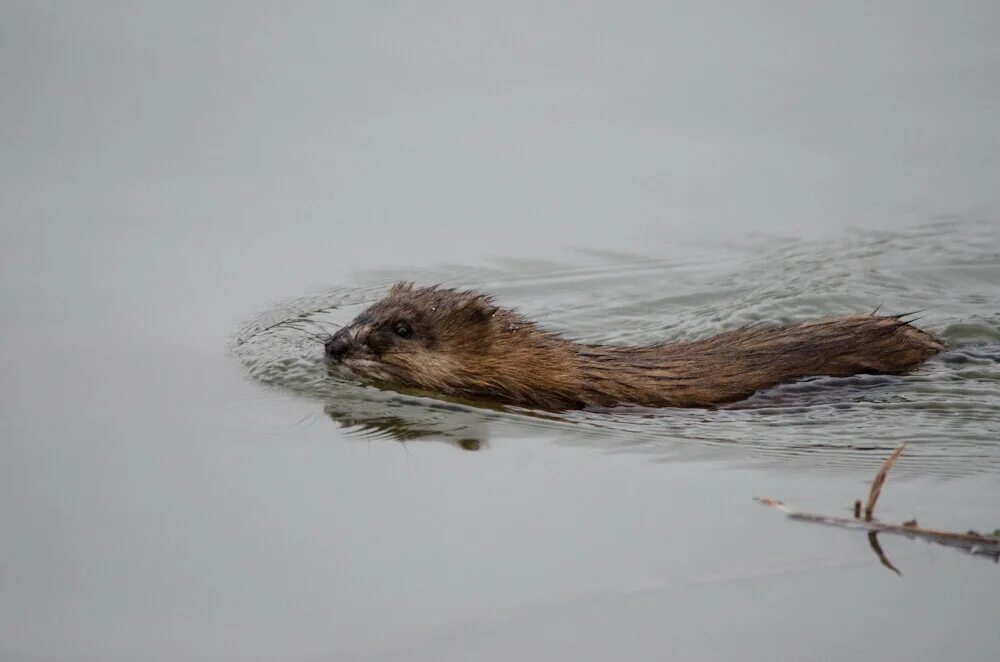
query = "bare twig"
(754, 445, 1000, 569)
(864, 443, 905, 521)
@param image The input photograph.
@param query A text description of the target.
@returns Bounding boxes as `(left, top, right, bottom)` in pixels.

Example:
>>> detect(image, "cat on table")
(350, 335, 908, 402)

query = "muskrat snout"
(325, 329, 351, 361)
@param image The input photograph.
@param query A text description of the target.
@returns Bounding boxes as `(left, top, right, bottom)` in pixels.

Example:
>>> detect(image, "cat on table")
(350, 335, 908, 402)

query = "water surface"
(236, 220, 1000, 477)
(2, 2, 999, 661)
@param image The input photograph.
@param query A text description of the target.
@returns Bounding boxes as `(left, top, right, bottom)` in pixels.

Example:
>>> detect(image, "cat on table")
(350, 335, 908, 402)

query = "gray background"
(2, 2, 999, 661)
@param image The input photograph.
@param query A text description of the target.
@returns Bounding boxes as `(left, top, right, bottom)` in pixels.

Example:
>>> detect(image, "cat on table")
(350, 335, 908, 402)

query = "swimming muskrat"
(323, 282, 943, 409)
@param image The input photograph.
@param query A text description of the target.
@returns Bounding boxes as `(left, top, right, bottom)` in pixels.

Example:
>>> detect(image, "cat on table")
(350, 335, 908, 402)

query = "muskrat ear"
(456, 296, 497, 325)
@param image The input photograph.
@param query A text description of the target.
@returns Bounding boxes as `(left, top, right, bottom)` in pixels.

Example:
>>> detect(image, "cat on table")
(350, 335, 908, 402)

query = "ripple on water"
(231, 219, 1000, 478)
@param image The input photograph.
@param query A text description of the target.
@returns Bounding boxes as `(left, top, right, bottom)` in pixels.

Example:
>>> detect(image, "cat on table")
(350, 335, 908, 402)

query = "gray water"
(3, 3, 1000, 661)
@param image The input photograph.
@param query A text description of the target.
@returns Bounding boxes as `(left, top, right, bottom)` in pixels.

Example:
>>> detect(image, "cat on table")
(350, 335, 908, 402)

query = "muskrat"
(323, 282, 943, 409)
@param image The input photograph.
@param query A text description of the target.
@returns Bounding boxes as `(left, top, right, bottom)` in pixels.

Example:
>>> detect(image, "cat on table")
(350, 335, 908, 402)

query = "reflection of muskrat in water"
(324, 282, 943, 410)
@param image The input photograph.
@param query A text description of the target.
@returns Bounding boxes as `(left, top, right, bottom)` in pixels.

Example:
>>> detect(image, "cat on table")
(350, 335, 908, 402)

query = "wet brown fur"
(325, 283, 944, 409)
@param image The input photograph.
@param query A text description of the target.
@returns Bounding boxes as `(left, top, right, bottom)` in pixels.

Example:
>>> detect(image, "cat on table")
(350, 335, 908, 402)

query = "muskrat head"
(324, 282, 507, 392)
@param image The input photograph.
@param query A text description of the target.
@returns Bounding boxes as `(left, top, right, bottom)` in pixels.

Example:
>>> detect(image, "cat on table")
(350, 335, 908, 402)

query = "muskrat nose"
(325, 330, 351, 361)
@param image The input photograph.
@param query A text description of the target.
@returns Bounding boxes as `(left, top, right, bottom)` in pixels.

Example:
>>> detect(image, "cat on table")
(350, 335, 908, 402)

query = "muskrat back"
(324, 283, 943, 409)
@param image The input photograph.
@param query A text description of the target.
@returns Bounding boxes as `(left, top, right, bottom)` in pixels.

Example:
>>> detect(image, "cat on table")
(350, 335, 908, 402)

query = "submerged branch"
(755, 445, 1000, 571)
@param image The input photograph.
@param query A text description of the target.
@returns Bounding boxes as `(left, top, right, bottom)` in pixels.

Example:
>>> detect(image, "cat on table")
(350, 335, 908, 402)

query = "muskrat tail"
(699, 312, 944, 383)
(798, 312, 944, 376)
(888, 312, 946, 368)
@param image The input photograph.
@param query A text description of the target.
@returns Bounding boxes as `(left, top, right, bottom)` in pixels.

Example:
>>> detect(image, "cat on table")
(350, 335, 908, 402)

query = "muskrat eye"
(392, 321, 413, 339)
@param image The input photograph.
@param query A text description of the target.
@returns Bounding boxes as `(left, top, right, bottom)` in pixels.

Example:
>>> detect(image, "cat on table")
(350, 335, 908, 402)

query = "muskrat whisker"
(258, 317, 338, 338)
(234, 302, 347, 346)
(288, 329, 328, 344)
(271, 321, 328, 343)
(290, 317, 341, 337)
(257, 317, 317, 336)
